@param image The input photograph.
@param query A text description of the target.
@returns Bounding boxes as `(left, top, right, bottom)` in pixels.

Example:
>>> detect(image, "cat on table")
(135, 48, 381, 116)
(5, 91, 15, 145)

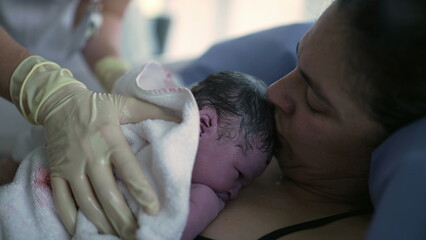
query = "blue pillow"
(176, 23, 312, 86)
(366, 117, 426, 240)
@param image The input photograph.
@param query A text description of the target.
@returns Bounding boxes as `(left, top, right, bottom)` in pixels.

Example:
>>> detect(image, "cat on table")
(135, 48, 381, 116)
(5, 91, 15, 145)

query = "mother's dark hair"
(337, 0, 426, 134)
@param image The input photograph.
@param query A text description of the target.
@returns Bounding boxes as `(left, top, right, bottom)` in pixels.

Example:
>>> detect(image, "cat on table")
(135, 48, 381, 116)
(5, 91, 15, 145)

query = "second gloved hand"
(10, 56, 178, 239)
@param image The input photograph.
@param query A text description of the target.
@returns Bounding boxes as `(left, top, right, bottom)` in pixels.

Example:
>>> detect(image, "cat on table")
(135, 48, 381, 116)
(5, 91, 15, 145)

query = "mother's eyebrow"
(296, 41, 336, 110)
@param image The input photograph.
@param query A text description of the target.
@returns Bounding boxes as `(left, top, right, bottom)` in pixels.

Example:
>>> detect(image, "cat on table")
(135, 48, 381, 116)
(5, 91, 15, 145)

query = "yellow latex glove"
(94, 56, 131, 92)
(10, 56, 177, 239)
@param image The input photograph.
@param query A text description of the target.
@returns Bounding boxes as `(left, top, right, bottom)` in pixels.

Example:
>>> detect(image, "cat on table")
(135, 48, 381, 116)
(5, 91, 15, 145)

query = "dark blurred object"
(339, 0, 426, 133)
(151, 14, 171, 55)
(343, 0, 426, 50)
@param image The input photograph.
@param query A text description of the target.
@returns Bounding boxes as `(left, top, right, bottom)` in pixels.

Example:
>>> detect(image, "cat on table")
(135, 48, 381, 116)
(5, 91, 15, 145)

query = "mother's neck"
(268, 159, 372, 211)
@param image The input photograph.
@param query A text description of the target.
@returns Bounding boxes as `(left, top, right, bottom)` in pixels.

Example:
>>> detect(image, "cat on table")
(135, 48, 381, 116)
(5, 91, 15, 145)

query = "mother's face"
(266, 3, 384, 201)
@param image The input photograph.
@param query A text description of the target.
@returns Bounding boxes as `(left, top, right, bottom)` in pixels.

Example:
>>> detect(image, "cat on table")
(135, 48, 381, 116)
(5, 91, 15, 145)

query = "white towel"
(0, 62, 200, 240)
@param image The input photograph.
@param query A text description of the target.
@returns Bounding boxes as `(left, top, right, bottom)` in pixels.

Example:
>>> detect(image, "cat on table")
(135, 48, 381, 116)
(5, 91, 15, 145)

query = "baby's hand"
(182, 184, 225, 240)
(190, 184, 225, 212)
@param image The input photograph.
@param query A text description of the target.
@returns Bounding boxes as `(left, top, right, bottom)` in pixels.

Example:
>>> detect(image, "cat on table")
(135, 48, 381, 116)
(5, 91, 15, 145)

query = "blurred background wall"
(121, 0, 333, 65)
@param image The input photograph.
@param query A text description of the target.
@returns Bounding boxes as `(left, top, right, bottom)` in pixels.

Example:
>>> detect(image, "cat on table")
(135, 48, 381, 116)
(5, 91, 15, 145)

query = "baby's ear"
(199, 108, 218, 137)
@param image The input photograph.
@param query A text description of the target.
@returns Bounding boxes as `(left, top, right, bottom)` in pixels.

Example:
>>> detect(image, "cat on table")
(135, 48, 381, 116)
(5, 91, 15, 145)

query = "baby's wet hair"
(191, 71, 276, 160)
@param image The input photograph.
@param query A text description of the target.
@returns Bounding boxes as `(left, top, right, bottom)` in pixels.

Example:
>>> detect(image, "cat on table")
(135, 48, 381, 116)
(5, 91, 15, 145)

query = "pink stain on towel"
(160, 65, 179, 88)
(33, 167, 52, 207)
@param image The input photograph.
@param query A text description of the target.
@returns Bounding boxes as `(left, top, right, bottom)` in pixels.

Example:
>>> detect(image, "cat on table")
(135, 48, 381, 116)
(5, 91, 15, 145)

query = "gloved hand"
(94, 56, 131, 92)
(10, 56, 178, 239)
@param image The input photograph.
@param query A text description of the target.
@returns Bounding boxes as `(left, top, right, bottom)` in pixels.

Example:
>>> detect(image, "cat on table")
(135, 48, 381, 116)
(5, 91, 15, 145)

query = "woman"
(195, 0, 426, 239)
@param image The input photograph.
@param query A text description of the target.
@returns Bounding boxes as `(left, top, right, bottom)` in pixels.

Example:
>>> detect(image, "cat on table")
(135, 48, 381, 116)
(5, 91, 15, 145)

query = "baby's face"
(192, 119, 269, 202)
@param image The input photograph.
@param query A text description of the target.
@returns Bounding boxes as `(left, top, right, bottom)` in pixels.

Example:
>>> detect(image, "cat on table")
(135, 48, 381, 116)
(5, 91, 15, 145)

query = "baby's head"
(190, 71, 276, 201)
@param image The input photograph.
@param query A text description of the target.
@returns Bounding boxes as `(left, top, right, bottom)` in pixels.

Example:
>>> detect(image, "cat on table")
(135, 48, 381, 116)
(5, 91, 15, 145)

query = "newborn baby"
(183, 70, 276, 239)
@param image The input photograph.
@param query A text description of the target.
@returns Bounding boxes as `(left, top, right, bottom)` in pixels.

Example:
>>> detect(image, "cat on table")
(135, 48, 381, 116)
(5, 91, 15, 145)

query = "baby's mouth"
(216, 192, 231, 202)
(217, 184, 242, 202)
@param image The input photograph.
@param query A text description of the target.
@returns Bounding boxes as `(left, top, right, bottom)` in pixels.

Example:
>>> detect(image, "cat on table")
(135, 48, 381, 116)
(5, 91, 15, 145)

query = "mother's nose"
(267, 77, 295, 115)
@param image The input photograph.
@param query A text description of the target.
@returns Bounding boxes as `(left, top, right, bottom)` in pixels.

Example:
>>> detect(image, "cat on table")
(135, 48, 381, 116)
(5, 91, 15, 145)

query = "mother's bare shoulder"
(200, 160, 371, 240)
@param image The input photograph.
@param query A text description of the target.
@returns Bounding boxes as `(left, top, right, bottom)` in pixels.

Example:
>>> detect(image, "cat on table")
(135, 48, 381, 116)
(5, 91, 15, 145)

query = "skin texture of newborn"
(183, 71, 276, 240)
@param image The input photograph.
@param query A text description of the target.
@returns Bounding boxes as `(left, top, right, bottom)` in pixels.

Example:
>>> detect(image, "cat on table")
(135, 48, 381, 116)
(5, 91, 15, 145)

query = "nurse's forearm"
(82, 0, 129, 70)
(0, 27, 32, 102)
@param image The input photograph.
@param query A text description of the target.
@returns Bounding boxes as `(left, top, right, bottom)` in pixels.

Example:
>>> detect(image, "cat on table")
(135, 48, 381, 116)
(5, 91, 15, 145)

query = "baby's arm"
(181, 183, 225, 240)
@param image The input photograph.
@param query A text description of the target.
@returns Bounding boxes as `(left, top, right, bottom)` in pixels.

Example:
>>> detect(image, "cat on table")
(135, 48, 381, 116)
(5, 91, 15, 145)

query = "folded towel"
(0, 62, 200, 240)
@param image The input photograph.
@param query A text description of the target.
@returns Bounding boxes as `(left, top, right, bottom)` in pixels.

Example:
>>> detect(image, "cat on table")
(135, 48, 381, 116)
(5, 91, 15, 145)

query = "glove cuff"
(9, 55, 86, 124)
(94, 56, 131, 92)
